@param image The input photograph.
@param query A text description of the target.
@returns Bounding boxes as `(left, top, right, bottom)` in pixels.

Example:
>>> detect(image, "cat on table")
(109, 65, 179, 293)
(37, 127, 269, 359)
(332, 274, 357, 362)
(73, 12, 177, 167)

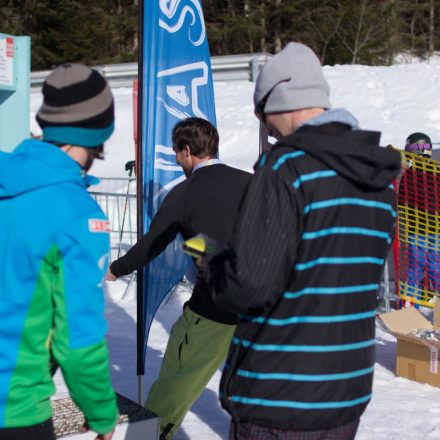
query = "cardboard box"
(379, 301, 440, 387)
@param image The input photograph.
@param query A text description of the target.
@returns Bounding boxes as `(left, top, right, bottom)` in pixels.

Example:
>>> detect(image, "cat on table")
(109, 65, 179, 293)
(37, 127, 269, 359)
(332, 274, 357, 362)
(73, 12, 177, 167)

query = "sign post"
(0, 33, 30, 152)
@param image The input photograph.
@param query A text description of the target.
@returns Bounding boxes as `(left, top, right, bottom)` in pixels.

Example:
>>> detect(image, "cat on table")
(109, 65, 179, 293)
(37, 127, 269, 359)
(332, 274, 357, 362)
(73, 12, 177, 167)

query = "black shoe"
(160, 423, 174, 440)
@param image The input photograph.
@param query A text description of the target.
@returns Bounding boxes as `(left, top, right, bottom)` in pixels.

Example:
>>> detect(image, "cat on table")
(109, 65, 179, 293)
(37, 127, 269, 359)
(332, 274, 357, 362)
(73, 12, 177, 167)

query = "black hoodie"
(209, 122, 401, 430)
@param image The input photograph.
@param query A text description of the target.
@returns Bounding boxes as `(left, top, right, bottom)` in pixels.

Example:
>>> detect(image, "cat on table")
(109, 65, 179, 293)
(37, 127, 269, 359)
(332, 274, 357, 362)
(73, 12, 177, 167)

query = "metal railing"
(31, 53, 271, 89)
(89, 177, 136, 261)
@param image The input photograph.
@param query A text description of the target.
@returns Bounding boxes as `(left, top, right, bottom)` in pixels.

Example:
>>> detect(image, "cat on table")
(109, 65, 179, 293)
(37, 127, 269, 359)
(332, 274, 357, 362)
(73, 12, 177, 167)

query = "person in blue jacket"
(0, 64, 118, 440)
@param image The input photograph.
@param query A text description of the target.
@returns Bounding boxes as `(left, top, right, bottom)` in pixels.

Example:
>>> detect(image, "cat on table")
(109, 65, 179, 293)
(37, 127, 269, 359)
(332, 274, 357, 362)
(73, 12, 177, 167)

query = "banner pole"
(136, 0, 146, 386)
(137, 375, 143, 405)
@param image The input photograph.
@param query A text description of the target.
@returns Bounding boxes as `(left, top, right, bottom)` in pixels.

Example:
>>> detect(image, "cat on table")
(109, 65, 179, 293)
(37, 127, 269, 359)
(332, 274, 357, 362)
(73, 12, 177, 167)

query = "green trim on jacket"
(5, 245, 117, 433)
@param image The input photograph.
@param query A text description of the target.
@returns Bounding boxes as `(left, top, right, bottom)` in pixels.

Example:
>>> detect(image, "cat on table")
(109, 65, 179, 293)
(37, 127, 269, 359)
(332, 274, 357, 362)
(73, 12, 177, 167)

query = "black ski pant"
(0, 418, 54, 440)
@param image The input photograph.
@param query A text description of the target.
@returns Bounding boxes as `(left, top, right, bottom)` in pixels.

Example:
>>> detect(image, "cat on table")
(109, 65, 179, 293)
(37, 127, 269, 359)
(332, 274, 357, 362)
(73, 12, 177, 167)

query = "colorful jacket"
(209, 122, 401, 430)
(0, 139, 117, 432)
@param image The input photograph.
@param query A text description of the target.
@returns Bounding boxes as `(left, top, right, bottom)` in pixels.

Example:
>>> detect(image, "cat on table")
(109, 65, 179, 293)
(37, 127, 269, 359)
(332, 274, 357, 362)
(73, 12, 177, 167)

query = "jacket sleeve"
(51, 212, 118, 435)
(110, 185, 183, 277)
(208, 161, 302, 315)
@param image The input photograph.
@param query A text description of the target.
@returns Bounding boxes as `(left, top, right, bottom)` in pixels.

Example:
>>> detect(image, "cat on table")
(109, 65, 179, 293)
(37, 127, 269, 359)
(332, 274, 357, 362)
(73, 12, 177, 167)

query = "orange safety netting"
(395, 151, 440, 308)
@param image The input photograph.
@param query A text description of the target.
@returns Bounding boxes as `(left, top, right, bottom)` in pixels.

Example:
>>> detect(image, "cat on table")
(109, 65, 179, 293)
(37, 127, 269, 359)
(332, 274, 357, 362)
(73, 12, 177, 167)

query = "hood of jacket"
(0, 139, 98, 199)
(276, 122, 401, 191)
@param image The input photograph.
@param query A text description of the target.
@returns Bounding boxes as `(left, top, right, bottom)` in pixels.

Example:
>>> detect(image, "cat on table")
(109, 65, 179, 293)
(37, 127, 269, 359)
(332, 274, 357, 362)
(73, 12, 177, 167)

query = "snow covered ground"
(31, 57, 440, 439)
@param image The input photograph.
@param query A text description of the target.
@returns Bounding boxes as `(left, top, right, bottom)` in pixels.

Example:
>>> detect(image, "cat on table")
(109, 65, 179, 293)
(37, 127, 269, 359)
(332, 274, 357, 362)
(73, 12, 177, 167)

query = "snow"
(32, 57, 440, 439)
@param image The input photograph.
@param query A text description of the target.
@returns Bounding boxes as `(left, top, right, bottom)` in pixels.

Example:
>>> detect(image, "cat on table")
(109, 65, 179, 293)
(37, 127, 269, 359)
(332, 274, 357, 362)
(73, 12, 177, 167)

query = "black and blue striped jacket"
(209, 122, 401, 430)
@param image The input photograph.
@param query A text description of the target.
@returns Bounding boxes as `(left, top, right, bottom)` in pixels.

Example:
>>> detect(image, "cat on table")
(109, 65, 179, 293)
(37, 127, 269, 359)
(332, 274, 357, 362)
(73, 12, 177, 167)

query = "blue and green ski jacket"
(0, 139, 117, 433)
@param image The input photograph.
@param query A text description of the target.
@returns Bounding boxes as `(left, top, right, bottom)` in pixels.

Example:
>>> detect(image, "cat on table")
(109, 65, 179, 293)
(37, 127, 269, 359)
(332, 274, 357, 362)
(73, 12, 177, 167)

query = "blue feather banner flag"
(137, 0, 217, 375)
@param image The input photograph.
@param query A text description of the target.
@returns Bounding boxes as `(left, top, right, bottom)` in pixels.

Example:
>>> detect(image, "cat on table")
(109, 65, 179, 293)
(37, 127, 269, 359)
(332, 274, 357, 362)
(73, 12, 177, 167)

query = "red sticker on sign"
(89, 219, 110, 233)
(6, 38, 13, 57)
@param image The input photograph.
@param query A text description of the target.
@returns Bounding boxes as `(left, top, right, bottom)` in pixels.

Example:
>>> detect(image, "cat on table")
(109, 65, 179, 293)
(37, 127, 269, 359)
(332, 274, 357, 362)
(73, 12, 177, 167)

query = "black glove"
(125, 160, 136, 177)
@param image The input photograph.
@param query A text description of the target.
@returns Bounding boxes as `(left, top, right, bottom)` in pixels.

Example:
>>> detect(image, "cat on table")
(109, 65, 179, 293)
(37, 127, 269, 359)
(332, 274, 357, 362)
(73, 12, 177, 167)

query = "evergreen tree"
(0, 0, 138, 70)
(0, 0, 439, 69)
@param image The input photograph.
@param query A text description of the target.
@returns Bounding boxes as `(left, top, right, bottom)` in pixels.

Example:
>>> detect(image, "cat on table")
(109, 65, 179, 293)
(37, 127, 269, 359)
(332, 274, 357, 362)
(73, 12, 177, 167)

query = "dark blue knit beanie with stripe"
(36, 63, 114, 147)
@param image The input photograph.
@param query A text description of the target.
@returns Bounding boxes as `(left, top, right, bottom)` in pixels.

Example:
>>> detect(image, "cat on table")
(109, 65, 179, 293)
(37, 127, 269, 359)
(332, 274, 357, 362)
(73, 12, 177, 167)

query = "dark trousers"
(230, 418, 360, 440)
(0, 418, 55, 440)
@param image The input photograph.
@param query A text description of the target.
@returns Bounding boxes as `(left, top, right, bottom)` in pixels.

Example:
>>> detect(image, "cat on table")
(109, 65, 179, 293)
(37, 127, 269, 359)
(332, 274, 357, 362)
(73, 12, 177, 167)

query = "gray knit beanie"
(254, 42, 331, 118)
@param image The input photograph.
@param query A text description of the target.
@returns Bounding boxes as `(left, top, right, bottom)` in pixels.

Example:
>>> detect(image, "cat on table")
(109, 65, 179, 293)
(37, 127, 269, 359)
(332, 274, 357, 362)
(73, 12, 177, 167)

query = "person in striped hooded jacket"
(206, 42, 401, 439)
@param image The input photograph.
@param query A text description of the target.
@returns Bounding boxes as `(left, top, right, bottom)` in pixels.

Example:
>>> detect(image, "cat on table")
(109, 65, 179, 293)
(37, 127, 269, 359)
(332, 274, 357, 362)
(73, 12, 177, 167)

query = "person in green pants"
(146, 307, 236, 438)
(107, 117, 251, 439)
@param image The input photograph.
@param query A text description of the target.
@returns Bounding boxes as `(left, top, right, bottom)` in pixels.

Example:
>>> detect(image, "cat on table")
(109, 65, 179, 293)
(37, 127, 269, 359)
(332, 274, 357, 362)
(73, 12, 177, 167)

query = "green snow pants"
(145, 306, 236, 439)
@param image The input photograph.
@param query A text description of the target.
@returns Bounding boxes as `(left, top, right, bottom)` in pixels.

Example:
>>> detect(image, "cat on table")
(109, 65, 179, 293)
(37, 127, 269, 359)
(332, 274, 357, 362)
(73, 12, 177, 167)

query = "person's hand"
(106, 268, 117, 281)
(80, 423, 89, 434)
(96, 432, 114, 440)
(195, 256, 204, 269)
(80, 424, 114, 440)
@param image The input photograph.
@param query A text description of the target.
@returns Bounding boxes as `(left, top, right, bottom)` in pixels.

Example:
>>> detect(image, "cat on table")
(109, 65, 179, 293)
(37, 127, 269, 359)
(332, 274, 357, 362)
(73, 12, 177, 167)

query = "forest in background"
(0, 0, 439, 70)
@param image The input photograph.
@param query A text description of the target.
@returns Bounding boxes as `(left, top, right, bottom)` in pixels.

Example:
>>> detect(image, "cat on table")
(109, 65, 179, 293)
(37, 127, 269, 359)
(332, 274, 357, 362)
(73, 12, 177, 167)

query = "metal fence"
(89, 177, 136, 261)
(31, 53, 271, 89)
